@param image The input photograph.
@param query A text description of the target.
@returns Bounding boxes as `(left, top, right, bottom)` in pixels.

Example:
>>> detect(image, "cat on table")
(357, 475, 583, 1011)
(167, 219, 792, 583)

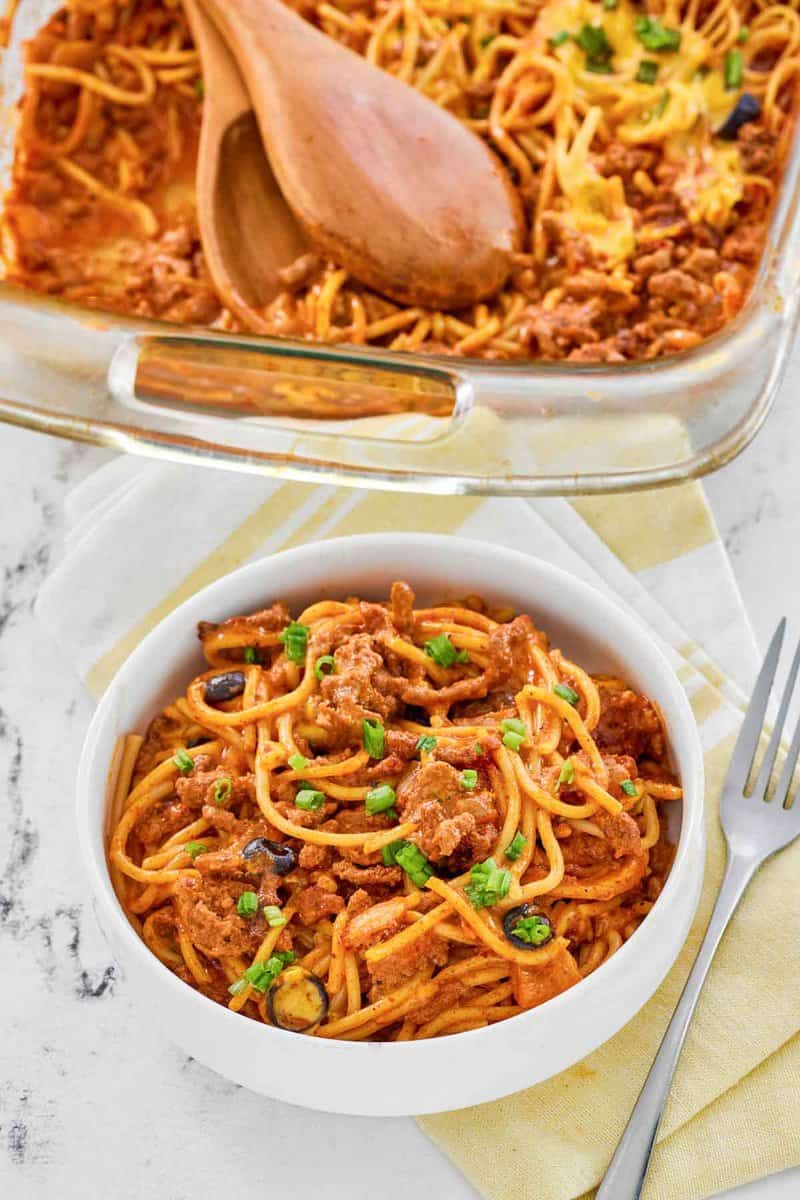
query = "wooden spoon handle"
(185, 0, 251, 127)
(188, 0, 307, 317)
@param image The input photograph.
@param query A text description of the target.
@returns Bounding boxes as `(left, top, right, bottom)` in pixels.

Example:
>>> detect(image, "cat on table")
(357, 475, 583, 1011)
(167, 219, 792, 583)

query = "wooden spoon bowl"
(199, 0, 524, 311)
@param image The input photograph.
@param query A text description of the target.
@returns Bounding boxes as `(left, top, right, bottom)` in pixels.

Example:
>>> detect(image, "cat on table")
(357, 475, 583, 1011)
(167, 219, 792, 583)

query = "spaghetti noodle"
(1, 0, 799, 360)
(107, 580, 681, 1040)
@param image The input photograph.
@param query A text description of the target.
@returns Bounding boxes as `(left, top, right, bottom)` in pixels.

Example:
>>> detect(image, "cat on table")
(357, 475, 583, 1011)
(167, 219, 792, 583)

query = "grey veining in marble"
(706, 375, 800, 657)
(1, 355, 799, 1197)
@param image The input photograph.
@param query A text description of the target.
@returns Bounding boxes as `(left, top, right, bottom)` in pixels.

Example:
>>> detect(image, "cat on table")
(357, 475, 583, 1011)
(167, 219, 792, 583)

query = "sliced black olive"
(204, 671, 246, 704)
(502, 904, 553, 950)
(241, 836, 270, 860)
(267, 966, 329, 1032)
(266, 842, 296, 875)
(241, 837, 296, 875)
(716, 92, 761, 141)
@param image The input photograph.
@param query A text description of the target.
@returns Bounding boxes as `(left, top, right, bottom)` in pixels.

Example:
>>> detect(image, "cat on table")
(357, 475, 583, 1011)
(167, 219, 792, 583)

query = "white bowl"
(76, 534, 705, 1116)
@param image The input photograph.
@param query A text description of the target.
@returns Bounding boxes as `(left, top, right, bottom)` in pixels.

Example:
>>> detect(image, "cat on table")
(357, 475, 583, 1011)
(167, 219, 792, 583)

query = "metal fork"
(597, 619, 800, 1200)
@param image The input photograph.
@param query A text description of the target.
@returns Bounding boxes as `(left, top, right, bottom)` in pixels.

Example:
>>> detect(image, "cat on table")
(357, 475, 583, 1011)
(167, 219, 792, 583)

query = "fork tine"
(772, 696, 800, 809)
(726, 618, 786, 793)
(752, 635, 800, 801)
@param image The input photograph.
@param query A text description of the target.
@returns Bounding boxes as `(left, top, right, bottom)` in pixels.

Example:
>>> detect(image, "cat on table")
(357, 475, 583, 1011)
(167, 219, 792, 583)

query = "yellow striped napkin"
(37, 457, 800, 1200)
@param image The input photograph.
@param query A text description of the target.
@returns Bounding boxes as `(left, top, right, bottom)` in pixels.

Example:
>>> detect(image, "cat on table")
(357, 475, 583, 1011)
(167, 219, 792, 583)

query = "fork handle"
(596, 851, 757, 1200)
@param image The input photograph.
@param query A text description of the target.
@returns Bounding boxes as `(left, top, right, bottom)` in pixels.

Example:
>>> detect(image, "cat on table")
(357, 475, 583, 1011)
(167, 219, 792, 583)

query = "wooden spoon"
(184, 0, 307, 332)
(198, 0, 524, 310)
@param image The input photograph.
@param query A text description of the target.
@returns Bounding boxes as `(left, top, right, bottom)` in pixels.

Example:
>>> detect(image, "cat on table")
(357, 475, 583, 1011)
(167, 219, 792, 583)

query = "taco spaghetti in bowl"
(108, 578, 682, 1042)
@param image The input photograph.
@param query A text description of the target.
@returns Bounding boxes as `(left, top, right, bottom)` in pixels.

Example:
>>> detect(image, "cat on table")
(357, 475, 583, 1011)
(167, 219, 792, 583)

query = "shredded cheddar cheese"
(539, 0, 748, 257)
(554, 106, 636, 265)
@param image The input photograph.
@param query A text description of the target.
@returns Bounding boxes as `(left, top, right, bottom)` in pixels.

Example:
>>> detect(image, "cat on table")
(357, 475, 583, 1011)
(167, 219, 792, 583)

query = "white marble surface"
(1, 369, 799, 1199)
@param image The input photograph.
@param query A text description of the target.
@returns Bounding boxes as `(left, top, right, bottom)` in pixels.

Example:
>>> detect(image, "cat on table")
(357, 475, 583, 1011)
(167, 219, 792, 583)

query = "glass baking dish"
(2, 0, 800, 497)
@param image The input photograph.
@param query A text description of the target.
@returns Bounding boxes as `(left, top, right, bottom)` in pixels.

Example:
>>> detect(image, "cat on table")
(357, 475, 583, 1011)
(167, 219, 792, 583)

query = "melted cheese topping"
(537, 0, 745, 262)
(554, 106, 636, 265)
(671, 143, 743, 224)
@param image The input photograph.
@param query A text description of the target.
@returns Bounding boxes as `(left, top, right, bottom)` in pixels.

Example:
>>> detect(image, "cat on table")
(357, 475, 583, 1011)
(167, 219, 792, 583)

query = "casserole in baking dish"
(1, 0, 800, 492)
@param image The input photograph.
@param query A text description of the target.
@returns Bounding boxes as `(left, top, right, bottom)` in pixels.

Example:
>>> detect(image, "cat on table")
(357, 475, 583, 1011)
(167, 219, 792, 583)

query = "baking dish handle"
(0, 281, 793, 495)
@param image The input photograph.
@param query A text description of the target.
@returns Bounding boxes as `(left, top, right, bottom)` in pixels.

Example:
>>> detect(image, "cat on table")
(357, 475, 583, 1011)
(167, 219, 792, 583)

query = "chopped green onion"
(172, 749, 194, 775)
(738, 25, 749, 43)
(313, 654, 336, 680)
(505, 830, 527, 861)
(213, 777, 233, 806)
(500, 717, 526, 752)
(363, 718, 386, 760)
(415, 734, 437, 755)
(479, 32, 496, 46)
(243, 646, 257, 664)
(295, 788, 325, 812)
(634, 15, 681, 52)
(237, 890, 259, 917)
(235, 950, 296, 995)
(575, 23, 613, 73)
(636, 59, 659, 84)
(474, 743, 484, 755)
(365, 784, 397, 815)
(511, 914, 552, 945)
(575, 24, 611, 57)
(393, 841, 433, 886)
(603, 0, 617, 9)
(185, 841, 207, 861)
(725, 48, 743, 90)
(195, 77, 204, 98)
(460, 769, 479, 790)
(381, 841, 404, 867)
(621, 779, 638, 797)
(558, 758, 575, 787)
(465, 857, 511, 909)
(424, 633, 469, 668)
(554, 683, 580, 706)
(245, 962, 272, 989)
(289, 753, 309, 772)
(548, 30, 570, 47)
(278, 622, 309, 664)
(586, 57, 613, 74)
(653, 89, 670, 118)
(263, 904, 287, 928)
